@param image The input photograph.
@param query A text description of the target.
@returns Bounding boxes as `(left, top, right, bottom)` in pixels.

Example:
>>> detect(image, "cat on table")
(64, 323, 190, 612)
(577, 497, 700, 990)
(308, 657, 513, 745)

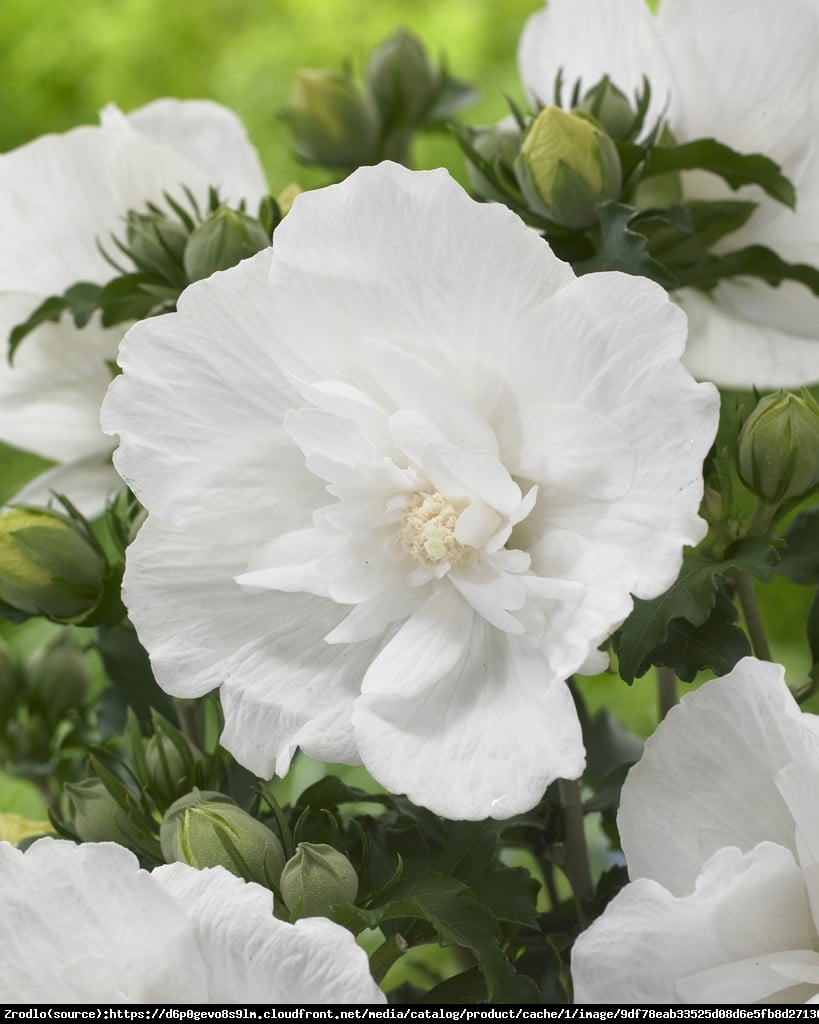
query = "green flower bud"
(26, 632, 91, 721)
(144, 729, 202, 808)
(514, 105, 622, 229)
(183, 208, 270, 283)
(367, 29, 439, 125)
(279, 842, 359, 920)
(465, 122, 524, 205)
(0, 508, 107, 623)
(63, 778, 149, 848)
(738, 389, 819, 506)
(125, 210, 189, 279)
(160, 789, 285, 888)
(575, 77, 636, 141)
(282, 69, 380, 169)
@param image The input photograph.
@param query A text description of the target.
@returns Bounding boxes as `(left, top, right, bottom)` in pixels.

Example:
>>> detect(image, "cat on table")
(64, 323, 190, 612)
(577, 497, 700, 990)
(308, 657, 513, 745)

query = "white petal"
(656, 0, 819, 176)
(103, 250, 325, 535)
(679, 288, 819, 388)
(119, 99, 269, 206)
(9, 453, 121, 519)
(518, 0, 676, 127)
(0, 294, 117, 464)
(448, 562, 527, 634)
(619, 658, 819, 895)
(0, 839, 206, 1003)
(152, 864, 384, 1004)
(268, 162, 575, 413)
(572, 842, 813, 1004)
(237, 528, 330, 598)
(125, 517, 378, 777)
(355, 609, 584, 820)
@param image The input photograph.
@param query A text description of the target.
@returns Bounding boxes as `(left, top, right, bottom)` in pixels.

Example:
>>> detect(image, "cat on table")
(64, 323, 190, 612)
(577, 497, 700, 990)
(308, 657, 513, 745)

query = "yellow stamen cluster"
(399, 491, 468, 565)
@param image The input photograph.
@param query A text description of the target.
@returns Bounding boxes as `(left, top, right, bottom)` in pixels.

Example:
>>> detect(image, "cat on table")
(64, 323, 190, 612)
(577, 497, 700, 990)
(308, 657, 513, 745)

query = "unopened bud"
(738, 390, 819, 506)
(126, 210, 189, 279)
(575, 77, 636, 141)
(160, 789, 285, 888)
(279, 842, 359, 920)
(515, 106, 622, 228)
(63, 778, 148, 848)
(27, 632, 91, 721)
(183, 208, 270, 283)
(367, 30, 439, 124)
(283, 69, 379, 169)
(0, 508, 106, 623)
(465, 121, 524, 205)
(144, 728, 202, 807)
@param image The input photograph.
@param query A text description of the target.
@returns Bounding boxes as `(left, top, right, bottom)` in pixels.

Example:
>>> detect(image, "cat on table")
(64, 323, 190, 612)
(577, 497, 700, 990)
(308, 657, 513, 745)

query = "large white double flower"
(573, 657, 819, 1003)
(0, 838, 383, 1003)
(102, 162, 718, 820)
(519, 0, 819, 388)
(0, 99, 268, 513)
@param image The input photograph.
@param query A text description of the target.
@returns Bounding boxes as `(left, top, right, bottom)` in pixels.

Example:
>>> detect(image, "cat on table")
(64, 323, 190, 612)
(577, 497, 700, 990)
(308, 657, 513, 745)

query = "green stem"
(173, 697, 203, 749)
(657, 666, 678, 720)
(558, 777, 594, 920)
(734, 570, 772, 661)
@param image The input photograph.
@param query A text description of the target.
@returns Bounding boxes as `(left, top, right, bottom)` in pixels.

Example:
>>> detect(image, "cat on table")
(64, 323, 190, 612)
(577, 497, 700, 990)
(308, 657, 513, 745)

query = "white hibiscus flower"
(0, 99, 268, 514)
(0, 838, 383, 1004)
(101, 161, 718, 820)
(572, 657, 819, 1004)
(518, 0, 819, 388)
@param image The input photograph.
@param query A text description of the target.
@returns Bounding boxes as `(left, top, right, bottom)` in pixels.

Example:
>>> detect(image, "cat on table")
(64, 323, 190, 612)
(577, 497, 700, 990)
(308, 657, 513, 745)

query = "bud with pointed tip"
(0, 508, 106, 623)
(279, 842, 359, 920)
(282, 69, 379, 170)
(160, 789, 285, 888)
(367, 29, 440, 125)
(515, 105, 622, 229)
(63, 778, 149, 849)
(738, 389, 819, 506)
(183, 208, 270, 283)
(27, 632, 91, 722)
(126, 210, 189, 279)
(575, 77, 636, 141)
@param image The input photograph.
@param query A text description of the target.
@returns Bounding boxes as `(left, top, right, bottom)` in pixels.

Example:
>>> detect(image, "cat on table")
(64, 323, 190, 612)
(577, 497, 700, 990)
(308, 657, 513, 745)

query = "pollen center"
(399, 491, 468, 565)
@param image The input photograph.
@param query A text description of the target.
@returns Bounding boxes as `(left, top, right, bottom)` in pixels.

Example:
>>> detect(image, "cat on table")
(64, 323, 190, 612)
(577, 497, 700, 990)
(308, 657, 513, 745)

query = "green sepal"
(8, 283, 102, 362)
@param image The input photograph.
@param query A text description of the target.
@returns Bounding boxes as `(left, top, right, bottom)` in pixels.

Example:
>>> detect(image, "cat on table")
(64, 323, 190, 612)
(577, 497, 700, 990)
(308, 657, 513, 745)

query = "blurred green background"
(0, 0, 539, 187)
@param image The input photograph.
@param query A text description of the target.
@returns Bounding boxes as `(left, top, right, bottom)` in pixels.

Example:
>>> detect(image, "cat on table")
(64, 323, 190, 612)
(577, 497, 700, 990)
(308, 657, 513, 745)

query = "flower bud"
(126, 210, 189, 278)
(282, 69, 379, 169)
(183, 208, 270, 283)
(279, 842, 359, 920)
(160, 789, 285, 888)
(144, 729, 202, 807)
(514, 105, 622, 229)
(464, 121, 524, 205)
(738, 389, 819, 505)
(0, 508, 107, 623)
(63, 778, 148, 848)
(575, 77, 636, 141)
(26, 632, 91, 722)
(366, 29, 439, 125)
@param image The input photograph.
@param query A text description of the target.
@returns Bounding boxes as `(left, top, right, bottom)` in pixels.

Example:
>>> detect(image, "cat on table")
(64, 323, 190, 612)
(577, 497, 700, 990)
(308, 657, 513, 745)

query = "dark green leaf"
(808, 587, 819, 670)
(643, 139, 795, 208)
(8, 295, 68, 361)
(95, 623, 177, 735)
(614, 537, 779, 682)
(573, 202, 678, 287)
(98, 274, 164, 327)
(676, 244, 819, 296)
(361, 874, 508, 1000)
(639, 200, 757, 266)
(643, 591, 752, 682)
(778, 508, 819, 584)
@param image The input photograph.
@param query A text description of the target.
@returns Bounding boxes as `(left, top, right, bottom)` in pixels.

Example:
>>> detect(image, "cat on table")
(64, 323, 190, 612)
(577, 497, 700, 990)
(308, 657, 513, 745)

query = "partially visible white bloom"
(572, 657, 819, 1004)
(0, 838, 383, 1004)
(102, 162, 718, 820)
(519, 0, 819, 388)
(0, 99, 268, 514)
